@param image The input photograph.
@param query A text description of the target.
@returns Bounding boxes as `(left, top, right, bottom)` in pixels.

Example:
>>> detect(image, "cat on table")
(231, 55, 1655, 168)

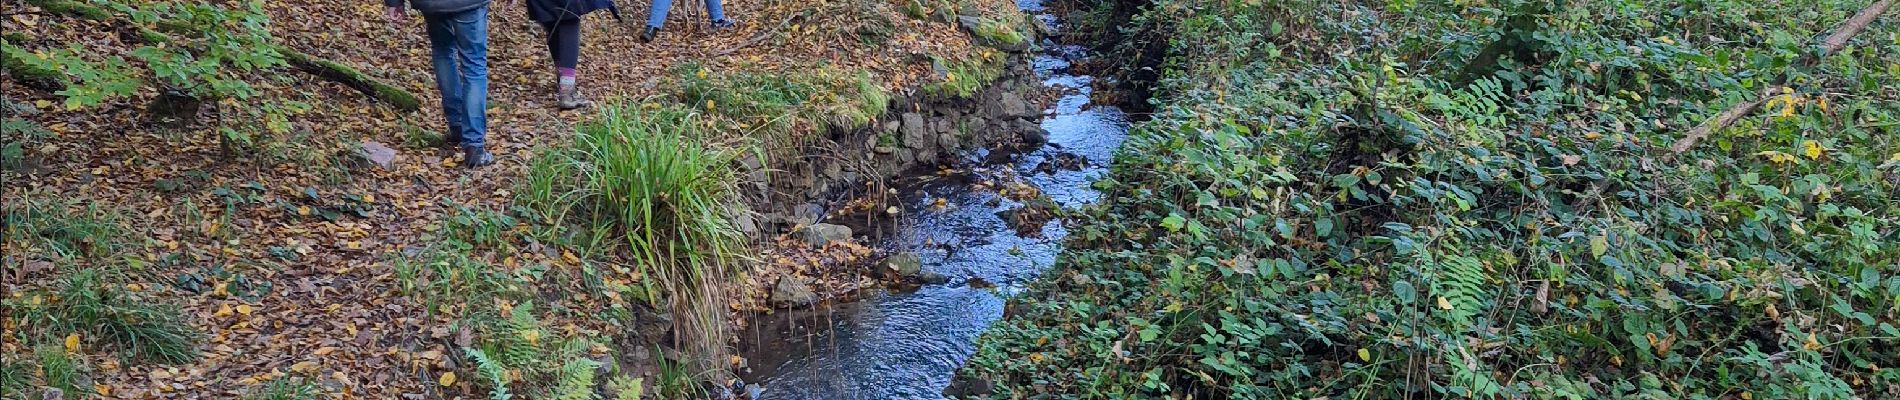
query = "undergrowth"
(959, 0, 1899, 398)
(521, 103, 750, 379)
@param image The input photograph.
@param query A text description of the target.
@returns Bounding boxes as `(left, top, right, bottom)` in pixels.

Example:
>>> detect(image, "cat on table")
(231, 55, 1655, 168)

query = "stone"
(354, 141, 398, 169)
(901, 113, 931, 149)
(938, 132, 959, 151)
(1012, 118, 1049, 145)
(771, 275, 818, 307)
(920, 271, 951, 284)
(956, 15, 982, 33)
(932, 118, 954, 135)
(792, 203, 824, 225)
(999, 92, 1034, 118)
(885, 252, 923, 279)
(798, 223, 853, 247)
(745, 383, 763, 399)
(733, 212, 759, 236)
(943, 376, 994, 397)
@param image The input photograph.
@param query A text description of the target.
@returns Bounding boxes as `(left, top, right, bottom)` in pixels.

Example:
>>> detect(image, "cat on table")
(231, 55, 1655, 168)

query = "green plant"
(607, 375, 645, 400)
(464, 347, 513, 400)
(2, 195, 130, 260)
(13, 269, 203, 364)
(922, 54, 1003, 99)
(35, 345, 85, 400)
(522, 103, 748, 375)
(241, 378, 317, 400)
(957, 0, 1900, 398)
(8, 44, 141, 110)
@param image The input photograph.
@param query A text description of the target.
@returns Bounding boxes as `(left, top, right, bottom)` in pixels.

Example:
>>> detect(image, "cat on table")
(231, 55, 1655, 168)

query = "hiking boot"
(557, 86, 592, 110)
(639, 26, 659, 43)
(710, 19, 736, 30)
(463, 145, 494, 168)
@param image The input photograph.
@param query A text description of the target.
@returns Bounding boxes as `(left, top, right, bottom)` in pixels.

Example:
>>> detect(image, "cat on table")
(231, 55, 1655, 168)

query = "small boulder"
(885, 252, 924, 279)
(354, 141, 399, 169)
(901, 113, 931, 149)
(956, 15, 982, 32)
(771, 275, 818, 307)
(920, 271, 951, 284)
(798, 223, 853, 247)
(999, 92, 1035, 118)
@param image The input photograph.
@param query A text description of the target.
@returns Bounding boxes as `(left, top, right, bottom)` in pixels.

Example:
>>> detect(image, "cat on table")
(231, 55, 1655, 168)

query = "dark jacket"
(385, 0, 490, 15)
(525, 0, 619, 23)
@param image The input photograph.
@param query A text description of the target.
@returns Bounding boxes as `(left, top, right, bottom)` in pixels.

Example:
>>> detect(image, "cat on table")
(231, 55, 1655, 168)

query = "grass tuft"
(522, 103, 749, 377)
(15, 269, 203, 364)
(2, 195, 130, 260)
(241, 379, 318, 400)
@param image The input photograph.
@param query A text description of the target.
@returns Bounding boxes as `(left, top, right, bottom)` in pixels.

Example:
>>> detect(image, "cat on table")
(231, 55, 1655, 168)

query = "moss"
(25, 0, 112, 21)
(283, 51, 422, 112)
(974, 18, 1026, 46)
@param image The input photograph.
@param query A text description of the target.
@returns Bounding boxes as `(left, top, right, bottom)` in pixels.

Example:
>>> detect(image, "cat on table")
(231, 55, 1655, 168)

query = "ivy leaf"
(1160, 213, 1186, 232)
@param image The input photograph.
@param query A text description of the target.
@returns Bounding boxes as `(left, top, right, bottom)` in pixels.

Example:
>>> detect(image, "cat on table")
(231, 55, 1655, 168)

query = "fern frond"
(552, 358, 602, 400)
(464, 347, 513, 400)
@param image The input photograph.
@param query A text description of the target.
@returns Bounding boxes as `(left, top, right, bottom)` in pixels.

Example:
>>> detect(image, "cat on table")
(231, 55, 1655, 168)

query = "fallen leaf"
(438, 372, 456, 387)
(64, 333, 80, 353)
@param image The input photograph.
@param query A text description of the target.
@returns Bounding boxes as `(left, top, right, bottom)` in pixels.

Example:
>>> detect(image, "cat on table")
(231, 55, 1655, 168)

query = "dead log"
(1668, 0, 1893, 156)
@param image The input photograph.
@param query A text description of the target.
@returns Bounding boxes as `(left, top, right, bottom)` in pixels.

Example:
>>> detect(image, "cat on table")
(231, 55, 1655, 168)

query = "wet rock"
(1013, 119, 1049, 146)
(771, 275, 818, 307)
(744, 383, 763, 399)
(943, 375, 994, 397)
(901, 113, 930, 149)
(885, 252, 923, 279)
(966, 276, 996, 289)
(937, 132, 960, 151)
(353, 141, 399, 169)
(920, 271, 951, 284)
(798, 223, 853, 247)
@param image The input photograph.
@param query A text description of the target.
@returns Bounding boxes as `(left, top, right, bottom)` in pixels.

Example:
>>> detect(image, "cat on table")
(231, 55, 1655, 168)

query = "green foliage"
(10, 44, 141, 110)
(607, 375, 645, 400)
(959, 0, 1900, 398)
(2, 195, 129, 261)
(671, 63, 890, 134)
(522, 103, 747, 375)
(464, 347, 514, 400)
(11, 269, 202, 365)
(35, 345, 85, 400)
(241, 379, 318, 400)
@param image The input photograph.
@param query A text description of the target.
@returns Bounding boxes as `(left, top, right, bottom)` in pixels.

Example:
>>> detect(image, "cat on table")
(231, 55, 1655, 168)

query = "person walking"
(385, 0, 495, 168)
(521, 0, 620, 109)
(637, 0, 736, 43)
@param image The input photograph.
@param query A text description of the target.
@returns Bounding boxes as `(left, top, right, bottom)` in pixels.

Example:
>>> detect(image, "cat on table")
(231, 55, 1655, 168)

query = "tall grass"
(522, 103, 749, 375)
(15, 269, 202, 364)
(2, 194, 128, 260)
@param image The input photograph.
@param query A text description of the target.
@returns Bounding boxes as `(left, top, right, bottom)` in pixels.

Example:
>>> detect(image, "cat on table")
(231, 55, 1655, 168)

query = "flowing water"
(733, 2, 1129, 398)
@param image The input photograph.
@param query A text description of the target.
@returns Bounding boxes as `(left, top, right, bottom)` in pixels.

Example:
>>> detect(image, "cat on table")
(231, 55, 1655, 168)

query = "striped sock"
(558, 68, 577, 87)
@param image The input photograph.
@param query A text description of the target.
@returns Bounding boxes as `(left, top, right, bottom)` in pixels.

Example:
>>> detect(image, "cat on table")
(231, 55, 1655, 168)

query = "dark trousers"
(539, 19, 582, 69)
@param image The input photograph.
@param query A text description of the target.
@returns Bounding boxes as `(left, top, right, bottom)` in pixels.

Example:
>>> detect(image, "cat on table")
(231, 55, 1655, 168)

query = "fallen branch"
(23, 0, 420, 112)
(1669, 0, 1893, 156)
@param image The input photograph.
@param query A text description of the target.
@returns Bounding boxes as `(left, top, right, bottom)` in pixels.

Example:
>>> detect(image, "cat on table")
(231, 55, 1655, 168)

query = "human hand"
(385, 6, 406, 23)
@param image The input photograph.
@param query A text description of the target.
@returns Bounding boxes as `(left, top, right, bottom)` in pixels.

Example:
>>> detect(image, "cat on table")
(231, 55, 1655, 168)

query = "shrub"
(957, 0, 1900, 398)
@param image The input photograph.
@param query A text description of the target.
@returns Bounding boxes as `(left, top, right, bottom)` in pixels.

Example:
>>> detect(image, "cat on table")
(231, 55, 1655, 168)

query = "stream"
(734, 1, 1129, 398)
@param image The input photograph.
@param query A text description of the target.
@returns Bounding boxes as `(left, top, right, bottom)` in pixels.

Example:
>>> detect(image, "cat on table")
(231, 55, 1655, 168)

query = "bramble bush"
(958, 0, 1898, 398)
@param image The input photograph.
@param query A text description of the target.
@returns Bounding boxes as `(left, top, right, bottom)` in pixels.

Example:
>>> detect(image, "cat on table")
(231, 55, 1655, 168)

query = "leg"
(424, 13, 466, 145)
(704, 0, 727, 23)
(647, 0, 673, 29)
(447, 6, 491, 149)
(553, 19, 581, 70)
(540, 20, 559, 68)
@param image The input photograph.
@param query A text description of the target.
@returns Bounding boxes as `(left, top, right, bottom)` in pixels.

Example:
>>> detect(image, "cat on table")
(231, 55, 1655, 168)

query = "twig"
(1668, 0, 1893, 156)
(712, 12, 798, 57)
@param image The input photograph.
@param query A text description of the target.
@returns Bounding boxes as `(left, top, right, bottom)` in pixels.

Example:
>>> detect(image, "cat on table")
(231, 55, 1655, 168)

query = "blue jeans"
(424, 6, 490, 148)
(647, 0, 726, 28)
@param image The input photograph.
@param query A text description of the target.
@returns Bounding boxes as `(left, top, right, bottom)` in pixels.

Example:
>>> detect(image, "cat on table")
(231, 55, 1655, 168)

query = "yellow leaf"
(1765, 303, 1780, 319)
(1803, 140, 1824, 159)
(236, 304, 254, 315)
(1804, 332, 1822, 351)
(705, 99, 716, 110)
(297, 206, 312, 216)
(1583, 132, 1603, 140)
(290, 361, 319, 373)
(363, 193, 375, 204)
(562, 250, 581, 265)
(216, 304, 234, 317)
(314, 347, 338, 356)
(1436, 296, 1454, 310)
(438, 372, 456, 387)
(64, 333, 81, 353)
(1357, 348, 1371, 362)
(95, 384, 110, 396)
(520, 329, 541, 345)
(696, 69, 709, 80)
